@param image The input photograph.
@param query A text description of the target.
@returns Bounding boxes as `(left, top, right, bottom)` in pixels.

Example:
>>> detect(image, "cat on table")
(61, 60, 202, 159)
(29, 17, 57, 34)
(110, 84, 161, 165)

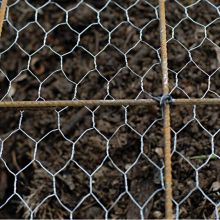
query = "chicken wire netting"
(0, 0, 220, 219)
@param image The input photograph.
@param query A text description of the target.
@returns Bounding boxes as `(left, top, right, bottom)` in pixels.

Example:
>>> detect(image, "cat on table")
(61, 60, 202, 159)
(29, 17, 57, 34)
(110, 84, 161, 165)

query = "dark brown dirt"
(0, 0, 220, 219)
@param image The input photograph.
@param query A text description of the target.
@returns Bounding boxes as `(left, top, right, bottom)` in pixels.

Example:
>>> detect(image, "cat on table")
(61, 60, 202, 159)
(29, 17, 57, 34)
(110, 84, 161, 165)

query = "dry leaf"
(210, 181, 220, 192)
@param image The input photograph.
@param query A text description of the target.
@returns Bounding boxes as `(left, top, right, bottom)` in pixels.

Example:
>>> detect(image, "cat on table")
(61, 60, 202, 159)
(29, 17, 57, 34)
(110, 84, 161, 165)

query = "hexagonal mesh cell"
(0, 0, 164, 102)
(0, 0, 220, 219)
(171, 104, 220, 219)
(0, 104, 165, 219)
(2, 0, 218, 101)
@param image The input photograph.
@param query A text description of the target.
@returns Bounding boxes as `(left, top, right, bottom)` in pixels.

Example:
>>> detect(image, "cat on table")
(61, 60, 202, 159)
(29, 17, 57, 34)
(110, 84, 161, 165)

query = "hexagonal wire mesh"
(0, 0, 219, 219)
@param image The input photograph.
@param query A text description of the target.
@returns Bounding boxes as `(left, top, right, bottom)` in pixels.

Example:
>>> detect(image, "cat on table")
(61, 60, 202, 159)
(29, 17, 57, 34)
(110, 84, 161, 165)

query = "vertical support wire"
(0, 0, 7, 37)
(159, 0, 173, 219)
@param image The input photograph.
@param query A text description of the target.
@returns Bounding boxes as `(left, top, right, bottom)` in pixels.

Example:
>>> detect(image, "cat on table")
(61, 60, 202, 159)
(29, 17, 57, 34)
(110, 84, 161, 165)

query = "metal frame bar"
(159, 1, 173, 219)
(1, 0, 220, 219)
(0, 0, 7, 37)
(1, 98, 220, 108)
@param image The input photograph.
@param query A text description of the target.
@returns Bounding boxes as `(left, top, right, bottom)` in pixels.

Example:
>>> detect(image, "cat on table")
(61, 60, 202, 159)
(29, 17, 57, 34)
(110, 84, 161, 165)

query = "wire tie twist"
(153, 94, 173, 106)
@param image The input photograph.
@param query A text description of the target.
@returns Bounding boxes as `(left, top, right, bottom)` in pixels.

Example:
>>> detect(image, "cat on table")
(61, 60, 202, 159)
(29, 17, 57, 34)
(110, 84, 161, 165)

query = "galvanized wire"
(0, 0, 220, 219)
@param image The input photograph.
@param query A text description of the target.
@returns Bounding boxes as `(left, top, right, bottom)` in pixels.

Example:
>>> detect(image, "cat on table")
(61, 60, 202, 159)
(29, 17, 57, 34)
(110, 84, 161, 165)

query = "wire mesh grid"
(0, 0, 219, 219)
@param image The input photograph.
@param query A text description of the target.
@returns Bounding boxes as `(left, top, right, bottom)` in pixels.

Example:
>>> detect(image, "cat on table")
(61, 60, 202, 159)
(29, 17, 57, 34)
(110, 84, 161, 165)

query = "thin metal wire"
(159, 0, 173, 219)
(1, 0, 220, 219)
(0, 0, 7, 37)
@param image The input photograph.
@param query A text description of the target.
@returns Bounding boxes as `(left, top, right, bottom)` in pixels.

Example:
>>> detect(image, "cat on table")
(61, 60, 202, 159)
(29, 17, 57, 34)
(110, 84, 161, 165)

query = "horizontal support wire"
(1, 0, 220, 219)
(0, 98, 220, 108)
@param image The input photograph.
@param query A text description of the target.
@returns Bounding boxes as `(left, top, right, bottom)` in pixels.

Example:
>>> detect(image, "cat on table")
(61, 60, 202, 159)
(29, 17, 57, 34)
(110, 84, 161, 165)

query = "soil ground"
(0, 0, 219, 219)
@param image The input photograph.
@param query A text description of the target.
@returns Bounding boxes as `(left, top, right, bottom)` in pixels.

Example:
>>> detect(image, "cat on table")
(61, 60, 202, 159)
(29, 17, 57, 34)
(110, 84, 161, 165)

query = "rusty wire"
(0, 0, 7, 37)
(1, 0, 220, 219)
(159, 0, 173, 219)
(1, 98, 220, 108)
(0, 0, 173, 217)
